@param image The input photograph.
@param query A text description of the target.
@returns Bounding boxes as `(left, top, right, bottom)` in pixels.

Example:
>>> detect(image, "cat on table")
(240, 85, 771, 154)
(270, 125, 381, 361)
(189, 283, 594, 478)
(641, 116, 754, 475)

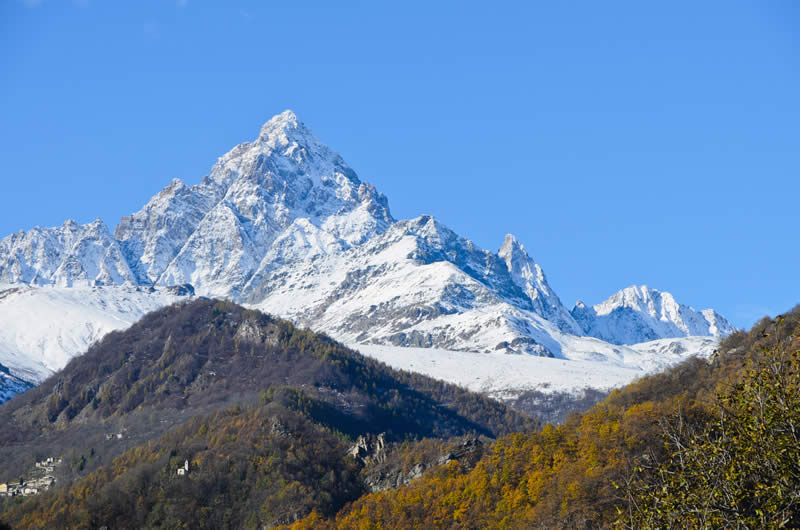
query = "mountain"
(2, 402, 367, 528)
(0, 111, 733, 402)
(571, 285, 736, 345)
(498, 234, 582, 335)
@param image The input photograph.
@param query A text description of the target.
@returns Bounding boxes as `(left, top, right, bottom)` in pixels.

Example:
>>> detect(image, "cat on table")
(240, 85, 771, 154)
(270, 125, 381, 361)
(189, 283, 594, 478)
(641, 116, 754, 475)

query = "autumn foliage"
(286, 307, 800, 529)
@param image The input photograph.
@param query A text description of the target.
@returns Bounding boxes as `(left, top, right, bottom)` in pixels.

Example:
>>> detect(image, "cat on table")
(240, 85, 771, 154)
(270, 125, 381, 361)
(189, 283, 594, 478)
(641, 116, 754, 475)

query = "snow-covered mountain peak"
(407, 215, 451, 243)
(254, 109, 328, 163)
(258, 109, 302, 140)
(83, 217, 110, 233)
(206, 111, 387, 211)
(163, 177, 186, 192)
(250, 110, 333, 168)
(497, 233, 582, 335)
(498, 232, 522, 253)
(572, 285, 736, 345)
(498, 233, 527, 265)
(232, 110, 392, 225)
(0, 217, 135, 287)
(498, 233, 544, 295)
(597, 285, 673, 314)
(123, 110, 394, 297)
(264, 108, 300, 128)
(700, 308, 735, 337)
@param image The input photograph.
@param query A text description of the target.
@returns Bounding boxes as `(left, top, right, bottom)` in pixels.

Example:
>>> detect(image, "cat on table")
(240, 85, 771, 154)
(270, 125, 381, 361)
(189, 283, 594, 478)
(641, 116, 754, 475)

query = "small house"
(177, 460, 189, 476)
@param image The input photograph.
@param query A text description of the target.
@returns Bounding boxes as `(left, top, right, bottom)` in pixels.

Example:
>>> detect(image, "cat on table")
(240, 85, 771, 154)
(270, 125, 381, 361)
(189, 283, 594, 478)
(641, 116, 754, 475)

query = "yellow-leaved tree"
(620, 334, 800, 528)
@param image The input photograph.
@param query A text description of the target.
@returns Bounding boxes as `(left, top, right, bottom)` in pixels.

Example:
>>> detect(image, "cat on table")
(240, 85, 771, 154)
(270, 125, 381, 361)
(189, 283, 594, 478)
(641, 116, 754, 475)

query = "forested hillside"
(2, 403, 364, 528)
(0, 300, 535, 528)
(283, 306, 800, 528)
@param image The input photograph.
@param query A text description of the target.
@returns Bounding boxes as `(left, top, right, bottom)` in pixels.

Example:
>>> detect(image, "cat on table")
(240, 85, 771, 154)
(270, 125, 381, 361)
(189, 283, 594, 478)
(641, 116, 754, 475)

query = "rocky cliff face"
(352, 434, 486, 493)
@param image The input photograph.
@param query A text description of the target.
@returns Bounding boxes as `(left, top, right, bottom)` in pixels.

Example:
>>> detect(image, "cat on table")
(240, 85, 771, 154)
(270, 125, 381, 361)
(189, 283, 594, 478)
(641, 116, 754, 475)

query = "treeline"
(283, 306, 800, 528)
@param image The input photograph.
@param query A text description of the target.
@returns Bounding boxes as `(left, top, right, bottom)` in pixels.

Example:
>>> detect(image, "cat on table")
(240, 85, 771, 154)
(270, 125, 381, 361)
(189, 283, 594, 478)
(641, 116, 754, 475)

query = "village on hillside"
(0, 457, 60, 498)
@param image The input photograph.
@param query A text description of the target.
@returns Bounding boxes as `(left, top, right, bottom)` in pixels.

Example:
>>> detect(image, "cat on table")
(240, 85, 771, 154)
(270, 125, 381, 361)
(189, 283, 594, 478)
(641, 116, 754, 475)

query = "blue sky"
(1, 0, 798, 329)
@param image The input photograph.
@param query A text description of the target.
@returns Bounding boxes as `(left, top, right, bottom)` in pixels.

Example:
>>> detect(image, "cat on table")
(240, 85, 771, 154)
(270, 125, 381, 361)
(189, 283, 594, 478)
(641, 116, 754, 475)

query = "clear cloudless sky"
(1, 0, 798, 329)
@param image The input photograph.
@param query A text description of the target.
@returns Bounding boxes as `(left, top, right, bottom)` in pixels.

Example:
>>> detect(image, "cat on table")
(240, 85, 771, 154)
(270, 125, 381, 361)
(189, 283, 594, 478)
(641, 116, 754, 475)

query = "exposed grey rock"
(359, 436, 484, 493)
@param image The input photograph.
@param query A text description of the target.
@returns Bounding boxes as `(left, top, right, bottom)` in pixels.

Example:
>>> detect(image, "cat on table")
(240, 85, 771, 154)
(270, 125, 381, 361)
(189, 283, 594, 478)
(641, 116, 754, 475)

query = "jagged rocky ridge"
(0, 111, 734, 395)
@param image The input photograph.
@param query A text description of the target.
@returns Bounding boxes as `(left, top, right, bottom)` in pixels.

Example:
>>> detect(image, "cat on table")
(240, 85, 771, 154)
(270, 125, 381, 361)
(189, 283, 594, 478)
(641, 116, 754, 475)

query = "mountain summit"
(498, 234, 582, 335)
(115, 110, 392, 296)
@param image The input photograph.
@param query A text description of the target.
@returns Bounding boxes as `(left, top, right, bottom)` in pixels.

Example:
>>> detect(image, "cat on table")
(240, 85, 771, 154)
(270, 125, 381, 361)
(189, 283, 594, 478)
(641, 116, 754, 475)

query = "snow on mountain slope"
(115, 177, 221, 285)
(571, 285, 736, 345)
(354, 335, 718, 400)
(0, 363, 33, 405)
(0, 284, 188, 383)
(355, 344, 643, 400)
(700, 308, 736, 337)
(629, 335, 718, 361)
